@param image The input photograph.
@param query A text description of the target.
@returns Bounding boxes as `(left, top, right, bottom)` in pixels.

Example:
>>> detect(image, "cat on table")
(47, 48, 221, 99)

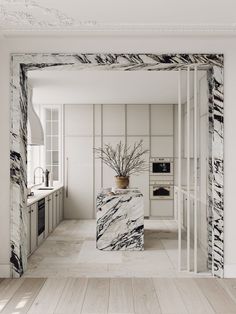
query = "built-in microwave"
(150, 183, 174, 200)
(150, 157, 173, 176)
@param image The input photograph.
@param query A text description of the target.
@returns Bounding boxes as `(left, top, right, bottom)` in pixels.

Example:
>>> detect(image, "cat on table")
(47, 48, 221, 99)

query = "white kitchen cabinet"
(64, 104, 94, 219)
(30, 202, 38, 254)
(150, 200, 173, 218)
(127, 136, 150, 216)
(151, 104, 173, 135)
(59, 188, 63, 222)
(103, 104, 125, 136)
(45, 196, 49, 238)
(48, 194, 53, 233)
(64, 104, 93, 136)
(64, 136, 94, 219)
(151, 136, 173, 157)
(102, 136, 125, 188)
(27, 206, 31, 256)
(127, 104, 149, 135)
(53, 191, 59, 228)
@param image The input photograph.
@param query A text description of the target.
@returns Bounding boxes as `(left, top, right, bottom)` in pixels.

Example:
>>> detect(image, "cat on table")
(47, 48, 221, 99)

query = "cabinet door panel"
(127, 104, 149, 135)
(59, 188, 63, 222)
(45, 196, 49, 238)
(64, 137, 94, 219)
(151, 200, 173, 218)
(127, 137, 150, 216)
(27, 207, 31, 256)
(30, 203, 38, 253)
(48, 195, 53, 233)
(65, 104, 93, 136)
(102, 137, 125, 188)
(103, 104, 125, 136)
(151, 105, 173, 135)
(53, 192, 57, 229)
(151, 136, 173, 157)
(56, 192, 60, 225)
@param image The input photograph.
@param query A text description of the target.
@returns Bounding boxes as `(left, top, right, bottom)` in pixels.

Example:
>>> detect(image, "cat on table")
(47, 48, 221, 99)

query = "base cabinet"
(53, 191, 60, 227)
(48, 194, 53, 233)
(45, 196, 49, 238)
(59, 189, 63, 222)
(27, 187, 64, 258)
(27, 202, 38, 256)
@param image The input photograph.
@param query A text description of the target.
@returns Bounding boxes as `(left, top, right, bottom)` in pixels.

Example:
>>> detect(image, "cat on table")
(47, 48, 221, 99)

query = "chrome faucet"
(33, 167, 45, 185)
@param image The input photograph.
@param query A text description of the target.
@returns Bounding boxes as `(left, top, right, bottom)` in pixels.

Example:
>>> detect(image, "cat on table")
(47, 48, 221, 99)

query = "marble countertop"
(27, 184, 63, 206)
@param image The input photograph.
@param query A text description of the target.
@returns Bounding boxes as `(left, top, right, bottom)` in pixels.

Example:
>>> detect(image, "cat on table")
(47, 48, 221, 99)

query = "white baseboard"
(0, 264, 11, 278)
(224, 264, 236, 278)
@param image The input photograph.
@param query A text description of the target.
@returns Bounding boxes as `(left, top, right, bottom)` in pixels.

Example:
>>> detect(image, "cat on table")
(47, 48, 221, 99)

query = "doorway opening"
(10, 54, 224, 278)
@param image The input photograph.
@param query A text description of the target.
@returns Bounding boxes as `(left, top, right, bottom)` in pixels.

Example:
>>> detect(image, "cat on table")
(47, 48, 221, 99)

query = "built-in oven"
(150, 182, 174, 200)
(38, 198, 45, 244)
(150, 157, 173, 176)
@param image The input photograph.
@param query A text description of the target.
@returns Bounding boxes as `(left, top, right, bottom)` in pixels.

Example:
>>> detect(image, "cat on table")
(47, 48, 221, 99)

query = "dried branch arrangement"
(94, 140, 149, 177)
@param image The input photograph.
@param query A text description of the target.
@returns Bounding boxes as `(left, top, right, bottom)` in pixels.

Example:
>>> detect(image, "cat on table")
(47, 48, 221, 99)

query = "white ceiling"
(28, 70, 205, 105)
(0, 0, 236, 35)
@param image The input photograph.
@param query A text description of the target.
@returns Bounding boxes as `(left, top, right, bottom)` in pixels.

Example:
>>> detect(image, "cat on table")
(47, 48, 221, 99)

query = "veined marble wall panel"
(10, 53, 223, 277)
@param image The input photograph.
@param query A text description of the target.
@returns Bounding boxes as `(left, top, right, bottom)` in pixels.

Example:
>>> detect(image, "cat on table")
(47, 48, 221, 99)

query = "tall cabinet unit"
(102, 104, 126, 188)
(127, 105, 150, 217)
(64, 105, 94, 219)
(150, 105, 174, 218)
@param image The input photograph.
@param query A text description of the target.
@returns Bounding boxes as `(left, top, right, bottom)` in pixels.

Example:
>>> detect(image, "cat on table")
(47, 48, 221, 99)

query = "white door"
(64, 105, 94, 219)
(30, 203, 37, 253)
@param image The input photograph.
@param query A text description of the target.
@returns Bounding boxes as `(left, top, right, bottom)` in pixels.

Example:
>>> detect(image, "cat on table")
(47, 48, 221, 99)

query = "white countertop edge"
(27, 184, 64, 206)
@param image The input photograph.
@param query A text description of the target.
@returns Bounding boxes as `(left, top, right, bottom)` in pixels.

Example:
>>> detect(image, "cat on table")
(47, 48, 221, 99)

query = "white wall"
(0, 35, 236, 277)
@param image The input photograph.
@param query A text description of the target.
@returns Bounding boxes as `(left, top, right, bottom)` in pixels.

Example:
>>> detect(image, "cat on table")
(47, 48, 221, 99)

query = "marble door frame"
(10, 53, 224, 277)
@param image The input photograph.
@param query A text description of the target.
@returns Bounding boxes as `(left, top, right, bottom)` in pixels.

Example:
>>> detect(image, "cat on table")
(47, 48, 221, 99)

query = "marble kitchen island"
(96, 189, 144, 250)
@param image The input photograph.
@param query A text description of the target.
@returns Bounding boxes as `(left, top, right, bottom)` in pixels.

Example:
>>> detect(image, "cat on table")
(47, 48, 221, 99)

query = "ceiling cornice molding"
(2, 23, 236, 37)
(1, 0, 236, 37)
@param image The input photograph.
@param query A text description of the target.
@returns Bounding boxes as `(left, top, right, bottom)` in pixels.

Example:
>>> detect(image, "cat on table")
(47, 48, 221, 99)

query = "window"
(43, 106, 62, 182)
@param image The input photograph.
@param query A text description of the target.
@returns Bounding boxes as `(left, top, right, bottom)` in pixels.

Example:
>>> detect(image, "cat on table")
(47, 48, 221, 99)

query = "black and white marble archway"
(10, 53, 224, 277)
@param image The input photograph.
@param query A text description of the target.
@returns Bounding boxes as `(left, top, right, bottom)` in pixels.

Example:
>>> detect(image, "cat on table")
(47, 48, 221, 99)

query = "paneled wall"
(64, 104, 175, 219)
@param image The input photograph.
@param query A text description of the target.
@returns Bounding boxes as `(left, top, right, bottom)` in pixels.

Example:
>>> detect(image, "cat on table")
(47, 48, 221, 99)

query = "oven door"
(38, 199, 45, 243)
(150, 159, 173, 176)
(150, 184, 173, 200)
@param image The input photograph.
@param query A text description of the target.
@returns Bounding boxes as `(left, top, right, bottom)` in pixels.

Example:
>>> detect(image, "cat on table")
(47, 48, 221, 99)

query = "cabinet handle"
(48, 199, 51, 202)
(66, 157, 69, 198)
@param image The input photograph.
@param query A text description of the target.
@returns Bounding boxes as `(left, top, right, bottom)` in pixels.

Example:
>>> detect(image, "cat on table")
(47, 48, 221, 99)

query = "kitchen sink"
(37, 187, 54, 190)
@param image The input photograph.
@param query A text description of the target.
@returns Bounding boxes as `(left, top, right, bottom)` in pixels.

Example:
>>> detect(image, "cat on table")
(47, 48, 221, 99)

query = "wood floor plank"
(27, 278, 67, 314)
(133, 278, 161, 314)
(108, 278, 134, 314)
(195, 278, 236, 314)
(0, 278, 24, 312)
(81, 278, 109, 314)
(54, 278, 88, 314)
(174, 278, 215, 314)
(0, 278, 45, 314)
(153, 278, 187, 314)
(217, 279, 236, 304)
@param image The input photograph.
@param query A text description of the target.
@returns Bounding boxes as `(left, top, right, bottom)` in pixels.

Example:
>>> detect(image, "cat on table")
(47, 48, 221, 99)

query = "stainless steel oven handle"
(66, 157, 69, 198)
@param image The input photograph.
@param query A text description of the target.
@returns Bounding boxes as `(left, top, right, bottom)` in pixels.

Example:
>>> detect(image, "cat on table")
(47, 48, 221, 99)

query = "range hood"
(27, 87, 44, 146)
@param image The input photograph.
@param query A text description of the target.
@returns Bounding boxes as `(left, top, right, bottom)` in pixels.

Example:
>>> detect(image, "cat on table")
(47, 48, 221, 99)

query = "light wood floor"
(1, 277, 236, 313)
(24, 220, 209, 277)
